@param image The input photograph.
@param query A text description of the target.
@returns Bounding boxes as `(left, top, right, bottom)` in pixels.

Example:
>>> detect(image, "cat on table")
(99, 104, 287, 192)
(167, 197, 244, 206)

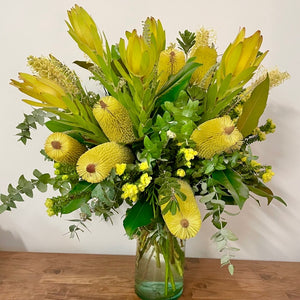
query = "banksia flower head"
(191, 116, 243, 159)
(160, 180, 201, 240)
(119, 29, 156, 78)
(143, 17, 166, 60)
(27, 55, 80, 95)
(76, 142, 134, 183)
(11, 73, 67, 109)
(45, 132, 86, 165)
(66, 5, 104, 65)
(157, 46, 185, 89)
(190, 28, 217, 88)
(93, 96, 136, 144)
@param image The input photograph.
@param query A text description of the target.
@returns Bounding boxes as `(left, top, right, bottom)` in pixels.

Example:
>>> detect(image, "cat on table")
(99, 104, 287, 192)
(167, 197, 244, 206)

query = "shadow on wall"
(0, 227, 26, 251)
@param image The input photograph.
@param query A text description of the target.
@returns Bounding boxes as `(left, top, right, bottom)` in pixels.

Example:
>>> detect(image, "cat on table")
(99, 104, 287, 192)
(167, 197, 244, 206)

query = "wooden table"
(0, 252, 299, 299)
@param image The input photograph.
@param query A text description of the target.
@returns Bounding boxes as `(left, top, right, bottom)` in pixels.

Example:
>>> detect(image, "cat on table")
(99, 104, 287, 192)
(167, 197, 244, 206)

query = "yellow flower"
(76, 142, 134, 183)
(45, 132, 86, 165)
(138, 173, 152, 192)
(250, 160, 261, 168)
(116, 163, 127, 176)
(253, 127, 266, 141)
(241, 157, 247, 162)
(47, 207, 55, 217)
(121, 183, 139, 201)
(157, 47, 185, 89)
(180, 148, 198, 161)
(93, 96, 136, 144)
(119, 29, 156, 78)
(45, 198, 53, 208)
(139, 161, 149, 171)
(66, 5, 104, 65)
(191, 116, 243, 159)
(185, 161, 192, 168)
(176, 169, 186, 177)
(160, 180, 201, 240)
(217, 28, 268, 88)
(143, 17, 166, 59)
(262, 169, 275, 183)
(10, 73, 67, 109)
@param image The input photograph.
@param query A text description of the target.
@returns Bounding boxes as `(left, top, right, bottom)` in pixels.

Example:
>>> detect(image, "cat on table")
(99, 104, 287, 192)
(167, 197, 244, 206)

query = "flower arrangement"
(0, 5, 289, 298)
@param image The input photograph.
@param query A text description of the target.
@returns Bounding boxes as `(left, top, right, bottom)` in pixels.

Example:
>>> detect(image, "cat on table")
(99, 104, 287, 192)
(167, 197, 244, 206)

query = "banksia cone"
(93, 96, 136, 144)
(191, 116, 243, 159)
(76, 142, 134, 183)
(160, 180, 201, 240)
(44, 132, 86, 165)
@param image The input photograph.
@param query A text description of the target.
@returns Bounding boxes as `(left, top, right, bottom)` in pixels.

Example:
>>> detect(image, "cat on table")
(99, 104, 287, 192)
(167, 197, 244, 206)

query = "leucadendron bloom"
(66, 5, 104, 65)
(119, 29, 156, 78)
(11, 73, 67, 109)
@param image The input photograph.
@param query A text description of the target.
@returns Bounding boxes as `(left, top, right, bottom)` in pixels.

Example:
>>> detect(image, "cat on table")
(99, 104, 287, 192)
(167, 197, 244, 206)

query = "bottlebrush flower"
(11, 73, 67, 109)
(44, 132, 86, 165)
(93, 96, 136, 144)
(161, 180, 201, 240)
(191, 116, 243, 159)
(76, 142, 134, 183)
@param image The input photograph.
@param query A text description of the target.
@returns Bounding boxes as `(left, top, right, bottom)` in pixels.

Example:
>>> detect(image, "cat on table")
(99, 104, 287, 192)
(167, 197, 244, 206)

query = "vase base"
(135, 281, 183, 300)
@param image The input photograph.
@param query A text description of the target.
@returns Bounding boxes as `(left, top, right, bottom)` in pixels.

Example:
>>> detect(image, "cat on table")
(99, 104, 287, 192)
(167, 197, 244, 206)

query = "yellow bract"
(191, 116, 243, 159)
(11, 73, 67, 109)
(76, 142, 134, 183)
(160, 180, 201, 240)
(44, 132, 86, 165)
(93, 96, 136, 144)
(67, 5, 104, 65)
(119, 29, 156, 78)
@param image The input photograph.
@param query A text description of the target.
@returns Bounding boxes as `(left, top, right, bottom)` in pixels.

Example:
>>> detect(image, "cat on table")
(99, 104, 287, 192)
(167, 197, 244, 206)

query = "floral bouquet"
(0, 5, 289, 300)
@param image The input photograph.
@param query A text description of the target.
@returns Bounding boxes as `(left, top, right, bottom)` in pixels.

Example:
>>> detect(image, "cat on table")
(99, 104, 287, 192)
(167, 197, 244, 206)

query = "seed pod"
(160, 179, 201, 240)
(44, 132, 86, 165)
(93, 96, 135, 144)
(76, 142, 134, 183)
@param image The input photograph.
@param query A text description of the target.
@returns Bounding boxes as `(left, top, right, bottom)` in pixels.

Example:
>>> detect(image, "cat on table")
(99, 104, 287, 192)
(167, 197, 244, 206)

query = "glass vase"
(135, 227, 185, 300)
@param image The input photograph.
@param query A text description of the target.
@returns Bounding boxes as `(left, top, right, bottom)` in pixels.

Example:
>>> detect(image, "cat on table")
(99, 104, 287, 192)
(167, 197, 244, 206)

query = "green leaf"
(69, 181, 95, 195)
(221, 228, 238, 241)
(212, 169, 249, 209)
(199, 192, 215, 204)
(73, 60, 94, 70)
(228, 264, 234, 275)
(80, 203, 92, 217)
(45, 120, 74, 132)
(123, 200, 154, 238)
(61, 195, 90, 214)
(0, 204, 8, 214)
(237, 75, 270, 137)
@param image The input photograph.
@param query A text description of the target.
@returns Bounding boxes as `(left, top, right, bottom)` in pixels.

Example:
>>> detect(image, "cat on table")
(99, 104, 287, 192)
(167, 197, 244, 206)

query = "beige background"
(0, 0, 299, 261)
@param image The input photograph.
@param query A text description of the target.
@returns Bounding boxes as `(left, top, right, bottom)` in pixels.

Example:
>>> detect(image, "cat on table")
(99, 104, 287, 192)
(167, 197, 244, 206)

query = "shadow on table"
(0, 227, 26, 251)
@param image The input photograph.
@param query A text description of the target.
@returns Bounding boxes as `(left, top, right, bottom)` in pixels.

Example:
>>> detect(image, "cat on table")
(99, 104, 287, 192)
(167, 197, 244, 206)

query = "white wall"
(0, 0, 299, 262)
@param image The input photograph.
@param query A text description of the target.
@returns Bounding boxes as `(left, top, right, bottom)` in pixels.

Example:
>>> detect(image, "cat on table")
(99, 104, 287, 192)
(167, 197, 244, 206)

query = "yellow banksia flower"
(262, 169, 275, 183)
(67, 5, 104, 65)
(115, 163, 127, 176)
(45, 132, 86, 165)
(218, 28, 268, 87)
(160, 180, 201, 240)
(27, 55, 80, 95)
(121, 183, 139, 201)
(157, 47, 185, 89)
(143, 17, 166, 59)
(76, 142, 134, 183)
(119, 29, 156, 78)
(176, 169, 186, 177)
(139, 161, 149, 171)
(138, 173, 152, 192)
(191, 116, 243, 159)
(11, 73, 67, 109)
(93, 96, 136, 144)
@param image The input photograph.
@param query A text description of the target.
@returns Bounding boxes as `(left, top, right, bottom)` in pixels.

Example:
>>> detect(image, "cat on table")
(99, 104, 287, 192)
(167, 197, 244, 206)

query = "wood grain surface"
(0, 251, 299, 300)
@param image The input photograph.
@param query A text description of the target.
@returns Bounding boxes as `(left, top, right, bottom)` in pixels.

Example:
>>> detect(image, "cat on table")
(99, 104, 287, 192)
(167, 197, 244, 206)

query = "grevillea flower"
(191, 116, 243, 159)
(93, 96, 136, 144)
(76, 142, 134, 183)
(44, 132, 86, 165)
(11, 73, 67, 109)
(160, 180, 201, 240)
(66, 5, 104, 65)
(157, 47, 185, 89)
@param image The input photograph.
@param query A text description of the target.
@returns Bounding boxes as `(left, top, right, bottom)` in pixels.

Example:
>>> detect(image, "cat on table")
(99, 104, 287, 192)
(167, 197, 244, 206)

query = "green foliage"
(176, 30, 196, 55)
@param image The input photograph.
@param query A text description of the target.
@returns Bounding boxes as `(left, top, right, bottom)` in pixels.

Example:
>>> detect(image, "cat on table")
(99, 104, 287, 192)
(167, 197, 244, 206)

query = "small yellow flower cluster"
(265, 119, 276, 134)
(250, 160, 261, 168)
(121, 183, 139, 202)
(241, 156, 248, 163)
(138, 173, 152, 192)
(180, 148, 198, 162)
(45, 198, 55, 216)
(139, 161, 149, 171)
(234, 103, 243, 116)
(262, 169, 275, 183)
(253, 127, 266, 141)
(176, 169, 186, 177)
(116, 163, 127, 176)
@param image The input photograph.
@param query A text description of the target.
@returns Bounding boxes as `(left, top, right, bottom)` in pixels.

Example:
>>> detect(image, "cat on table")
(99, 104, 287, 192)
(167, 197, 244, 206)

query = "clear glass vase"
(135, 227, 185, 300)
